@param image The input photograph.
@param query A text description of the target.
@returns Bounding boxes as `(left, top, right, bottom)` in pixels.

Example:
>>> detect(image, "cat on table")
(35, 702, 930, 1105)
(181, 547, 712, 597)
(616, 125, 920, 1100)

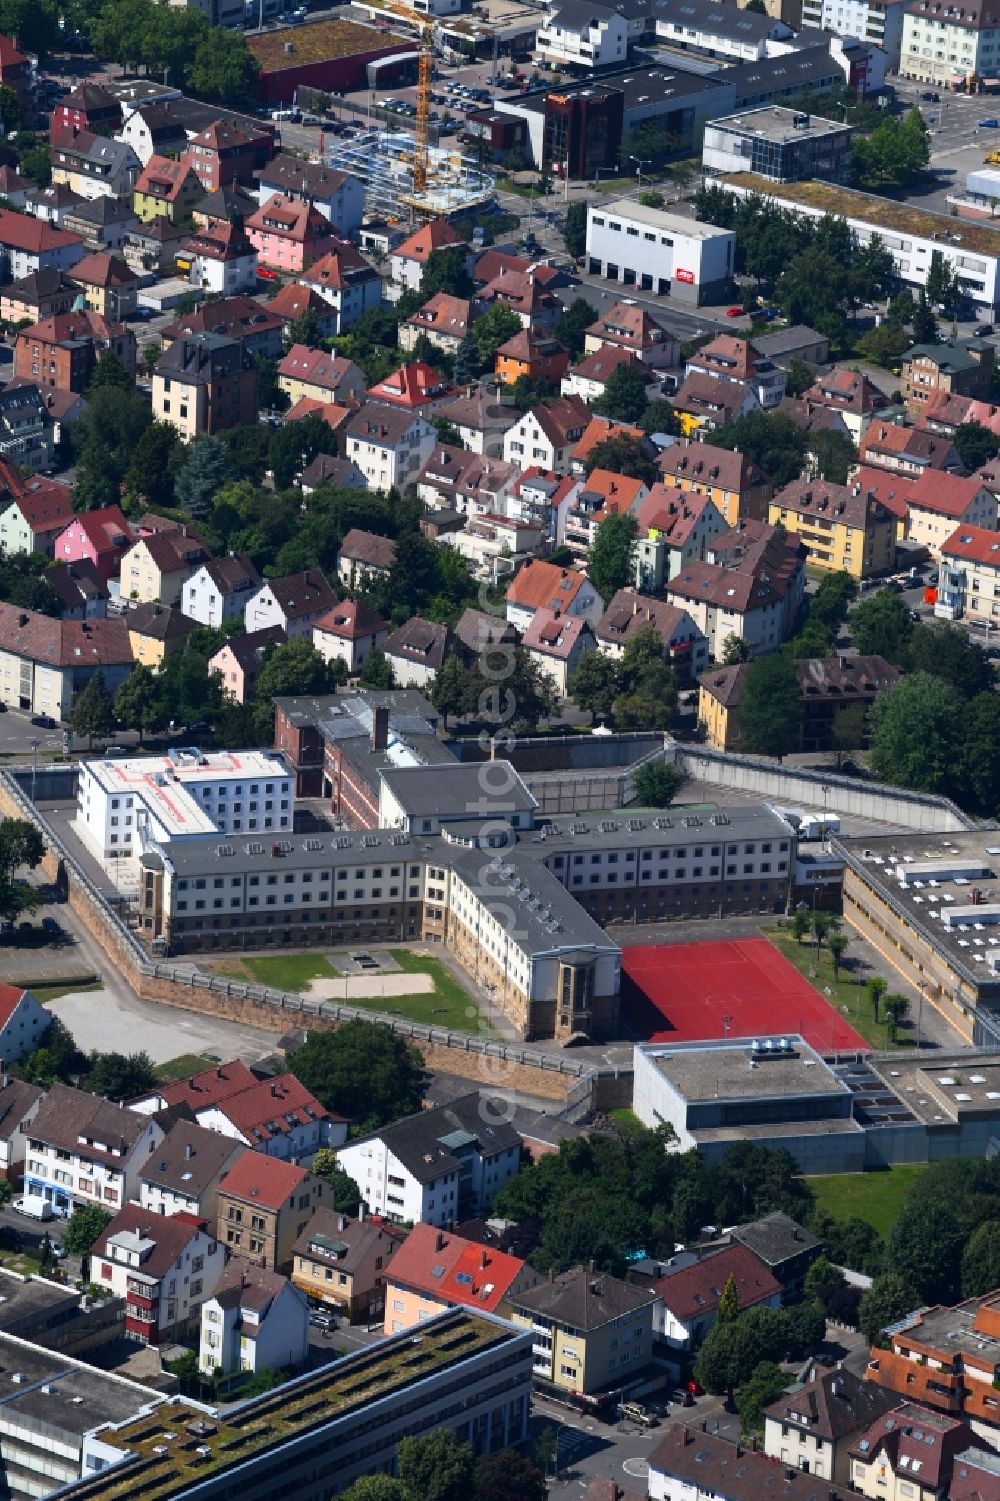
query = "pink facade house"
(54, 504, 133, 583)
(245, 194, 334, 274)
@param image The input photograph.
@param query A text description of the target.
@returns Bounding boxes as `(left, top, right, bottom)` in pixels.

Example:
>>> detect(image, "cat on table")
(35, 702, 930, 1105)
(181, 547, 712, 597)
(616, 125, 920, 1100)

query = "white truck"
(12, 1193, 54, 1221)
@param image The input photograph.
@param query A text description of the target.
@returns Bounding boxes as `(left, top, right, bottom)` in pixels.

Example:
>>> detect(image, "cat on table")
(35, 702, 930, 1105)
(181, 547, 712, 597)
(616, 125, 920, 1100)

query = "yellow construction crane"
(380, 0, 435, 199)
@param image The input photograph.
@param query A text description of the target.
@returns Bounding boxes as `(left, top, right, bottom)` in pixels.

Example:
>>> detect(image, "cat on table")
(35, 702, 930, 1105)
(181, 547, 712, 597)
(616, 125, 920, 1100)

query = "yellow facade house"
(508, 1265, 656, 1396)
(768, 478, 895, 579)
(133, 154, 203, 225)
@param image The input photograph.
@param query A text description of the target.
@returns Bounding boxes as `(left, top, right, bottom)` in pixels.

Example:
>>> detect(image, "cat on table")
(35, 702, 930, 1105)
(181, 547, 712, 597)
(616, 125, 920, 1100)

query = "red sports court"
(621, 937, 869, 1054)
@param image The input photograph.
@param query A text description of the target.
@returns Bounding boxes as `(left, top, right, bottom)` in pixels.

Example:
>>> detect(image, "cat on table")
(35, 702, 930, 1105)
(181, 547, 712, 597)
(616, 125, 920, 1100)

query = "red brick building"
(15, 310, 136, 393)
(182, 121, 258, 192)
(49, 81, 121, 142)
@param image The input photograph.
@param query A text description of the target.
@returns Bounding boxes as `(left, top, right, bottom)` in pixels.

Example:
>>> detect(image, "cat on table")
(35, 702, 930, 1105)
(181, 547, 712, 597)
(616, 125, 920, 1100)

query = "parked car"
(13, 1195, 54, 1222)
(976, 323, 994, 336)
(979, 118, 999, 128)
(726, 306, 746, 318)
(30, 714, 56, 729)
(920, 90, 940, 101)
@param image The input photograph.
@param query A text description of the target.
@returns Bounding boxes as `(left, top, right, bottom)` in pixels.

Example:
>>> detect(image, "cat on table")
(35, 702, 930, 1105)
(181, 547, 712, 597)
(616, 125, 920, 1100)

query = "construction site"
(326, 124, 495, 222)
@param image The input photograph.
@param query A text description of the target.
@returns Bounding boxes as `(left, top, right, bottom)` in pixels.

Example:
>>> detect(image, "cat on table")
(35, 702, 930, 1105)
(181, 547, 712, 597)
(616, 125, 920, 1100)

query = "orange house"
(383, 1222, 540, 1336)
(867, 1292, 1000, 1434)
(496, 327, 569, 388)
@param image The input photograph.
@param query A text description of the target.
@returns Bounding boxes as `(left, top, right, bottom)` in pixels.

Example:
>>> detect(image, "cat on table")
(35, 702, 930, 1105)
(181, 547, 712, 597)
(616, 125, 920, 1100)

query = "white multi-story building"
(76, 747, 294, 866)
(343, 408, 435, 495)
(585, 200, 735, 307)
(24, 1083, 163, 1217)
(651, 0, 793, 60)
(800, 0, 907, 69)
(899, 0, 1000, 86)
(181, 556, 261, 629)
(200, 1260, 309, 1378)
(936, 522, 1000, 622)
(0, 986, 56, 1065)
(92, 1205, 226, 1345)
(536, 1, 629, 68)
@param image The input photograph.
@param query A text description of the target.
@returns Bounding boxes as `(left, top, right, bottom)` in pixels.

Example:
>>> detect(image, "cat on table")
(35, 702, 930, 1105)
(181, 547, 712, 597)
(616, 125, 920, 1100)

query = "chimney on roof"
(338, 1214, 347, 1232)
(17, 613, 26, 627)
(271, 1082, 278, 1097)
(435, 1231, 445, 1252)
(185, 1142, 194, 1160)
(480, 1249, 488, 1270)
(371, 704, 389, 752)
(216, 1067, 223, 1080)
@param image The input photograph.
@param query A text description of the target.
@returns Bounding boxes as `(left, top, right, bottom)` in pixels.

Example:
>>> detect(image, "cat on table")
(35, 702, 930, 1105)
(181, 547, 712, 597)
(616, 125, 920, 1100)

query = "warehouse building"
(585, 198, 735, 305)
(248, 19, 418, 104)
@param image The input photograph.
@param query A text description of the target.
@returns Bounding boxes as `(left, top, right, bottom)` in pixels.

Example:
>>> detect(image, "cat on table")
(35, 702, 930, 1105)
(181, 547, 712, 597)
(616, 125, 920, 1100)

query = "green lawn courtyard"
(808, 1164, 927, 1238)
(209, 949, 497, 1036)
(765, 926, 910, 1051)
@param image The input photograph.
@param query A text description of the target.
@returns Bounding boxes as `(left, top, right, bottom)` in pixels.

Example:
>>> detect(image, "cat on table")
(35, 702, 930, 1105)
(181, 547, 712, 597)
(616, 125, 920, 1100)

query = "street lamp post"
(630, 154, 651, 185)
(917, 979, 925, 1049)
(30, 739, 39, 804)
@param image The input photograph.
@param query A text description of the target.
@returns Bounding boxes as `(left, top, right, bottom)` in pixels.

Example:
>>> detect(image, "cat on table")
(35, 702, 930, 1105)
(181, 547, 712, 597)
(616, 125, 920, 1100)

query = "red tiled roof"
(247, 193, 331, 246)
(134, 154, 197, 202)
(653, 1243, 782, 1323)
(278, 343, 360, 392)
(0, 210, 82, 255)
(11, 482, 74, 533)
(0, 984, 27, 1027)
(386, 1221, 527, 1313)
(908, 470, 993, 517)
(850, 467, 913, 521)
(314, 598, 388, 640)
(941, 523, 1000, 565)
(218, 1151, 309, 1211)
(210, 1072, 339, 1144)
(368, 360, 453, 409)
(522, 606, 590, 660)
(506, 558, 588, 611)
(148, 1059, 259, 1110)
(98, 1205, 207, 1281)
(571, 415, 644, 465)
(395, 219, 462, 262)
(339, 527, 396, 570)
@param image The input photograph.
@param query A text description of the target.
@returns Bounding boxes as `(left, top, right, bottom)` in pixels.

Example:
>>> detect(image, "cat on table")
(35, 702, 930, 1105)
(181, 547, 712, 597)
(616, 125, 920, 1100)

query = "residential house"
(245, 194, 334, 273)
(53, 504, 133, 583)
(522, 608, 595, 696)
(62, 197, 138, 255)
(383, 1221, 539, 1336)
(313, 600, 390, 677)
(509, 1265, 657, 1396)
(0, 168, 32, 210)
(122, 215, 189, 276)
(596, 589, 710, 682)
(0, 483, 75, 558)
(118, 102, 190, 168)
(32, 185, 91, 230)
(866, 1292, 1000, 1437)
(298, 453, 366, 493)
(496, 328, 569, 387)
(399, 293, 471, 356)
(337, 1095, 522, 1229)
(69, 252, 140, 321)
(452, 512, 545, 582)
(191, 1071, 345, 1164)
(199, 1259, 309, 1378)
(0, 985, 53, 1066)
(698, 653, 900, 752)
(254, 157, 363, 233)
(0, 34, 32, 116)
(417, 446, 518, 518)
(859, 422, 962, 479)
(0, 607, 133, 719)
(160, 297, 284, 362)
(434, 385, 517, 458)
(209, 625, 286, 702)
(584, 302, 679, 369)
(800, 367, 889, 441)
(216, 1154, 325, 1272)
(453, 607, 519, 665)
(244, 570, 336, 639)
(918, 393, 1000, 441)
(23, 1082, 163, 1216)
(649, 1427, 857, 1501)
(0, 387, 53, 471)
(763, 1366, 900, 1484)
(92, 1206, 225, 1345)
(133, 155, 203, 225)
(536, 2, 629, 67)
(561, 345, 656, 404)
(687, 333, 786, 411)
(131, 1060, 259, 1116)
(673, 372, 757, 433)
(509, 469, 582, 545)
(0, 269, 80, 326)
(389, 219, 465, 298)
(0, 211, 84, 283)
(276, 345, 366, 407)
(152, 333, 258, 440)
(503, 395, 590, 470)
(563, 467, 648, 565)
(633, 485, 729, 591)
(505, 557, 604, 632)
(902, 339, 994, 416)
(937, 523, 1000, 623)
(664, 521, 806, 658)
(367, 360, 456, 414)
(265, 283, 340, 343)
(768, 478, 896, 578)
(119, 526, 209, 607)
(731, 1212, 820, 1296)
(848, 1404, 985, 1501)
(343, 407, 435, 495)
(905, 471, 998, 558)
(658, 439, 773, 527)
(476, 267, 561, 328)
(653, 1242, 782, 1354)
(182, 121, 257, 192)
(126, 602, 196, 668)
(0, 1073, 44, 1184)
(51, 82, 122, 141)
(181, 554, 261, 628)
(179, 218, 258, 298)
(44, 560, 109, 621)
(14, 310, 136, 393)
(301, 241, 383, 335)
(192, 184, 258, 233)
(383, 617, 450, 689)
(292, 1207, 406, 1324)
(138, 1119, 247, 1225)
(337, 529, 396, 590)
(283, 397, 355, 438)
(49, 129, 139, 202)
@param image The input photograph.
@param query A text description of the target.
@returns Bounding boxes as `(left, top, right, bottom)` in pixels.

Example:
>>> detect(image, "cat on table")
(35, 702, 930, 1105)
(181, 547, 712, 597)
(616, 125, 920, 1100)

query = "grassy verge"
(154, 1053, 216, 1083)
(608, 1107, 645, 1134)
(210, 955, 337, 990)
(34, 982, 103, 1004)
(764, 926, 908, 1050)
(808, 1164, 927, 1237)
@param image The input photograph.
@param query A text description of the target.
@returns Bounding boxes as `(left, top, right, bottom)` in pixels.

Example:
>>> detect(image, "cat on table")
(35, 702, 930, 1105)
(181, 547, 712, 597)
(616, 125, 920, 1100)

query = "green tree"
(430, 652, 472, 728)
(563, 200, 587, 260)
(288, 1020, 424, 1130)
(0, 84, 19, 133)
(811, 570, 858, 631)
(16, 136, 51, 187)
(73, 388, 152, 510)
(811, 429, 858, 485)
(474, 1448, 547, 1501)
(912, 293, 937, 344)
(255, 637, 343, 702)
(584, 434, 658, 488)
(721, 634, 752, 665)
(884, 993, 909, 1042)
(0, 0, 58, 57)
(113, 665, 166, 745)
(284, 305, 324, 351)
(958, 691, 1000, 816)
(588, 512, 638, 602)
(790, 908, 811, 945)
(397, 1430, 474, 1501)
(886, 1197, 966, 1304)
(961, 1218, 1000, 1297)
(554, 296, 597, 360)
(63, 1205, 113, 1262)
(640, 397, 681, 437)
(784, 356, 815, 399)
(0, 818, 44, 888)
(953, 420, 1000, 472)
(360, 649, 394, 690)
(926, 249, 958, 311)
(859, 1271, 919, 1344)
(694, 1317, 766, 1405)
(508, 373, 558, 412)
(84, 1051, 156, 1102)
(714, 410, 808, 489)
(866, 975, 887, 1024)
(188, 26, 261, 104)
(88, 350, 132, 393)
(614, 625, 677, 730)
(718, 1272, 740, 1323)
(887, 289, 915, 327)
(739, 653, 802, 759)
(630, 760, 684, 808)
(340, 1480, 411, 1501)
(452, 332, 481, 385)
(473, 304, 522, 368)
(906, 620, 994, 700)
(737, 1361, 788, 1436)
(69, 670, 114, 749)
(592, 362, 650, 425)
(850, 590, 913, 661)
(828, 931, 849, 978)
(868, 672, 964, 795)
(174, 434, 234, 519)
(310, 1150, 362, 1215)
(126, 421, 183, 509)
(420, 245, 473, 299)
(268, 414, 336, 491)
(570, 649, 619, 721)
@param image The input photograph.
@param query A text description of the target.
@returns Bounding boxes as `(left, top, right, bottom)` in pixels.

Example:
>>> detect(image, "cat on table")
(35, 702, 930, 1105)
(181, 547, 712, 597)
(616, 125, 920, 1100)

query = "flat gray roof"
(380, 761, 536, 819)
(645, 1036, 849, 1102)
(708, 105, 852, 143)
(0, 1332, 156, 1441)
(594, 198, 734, 240)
